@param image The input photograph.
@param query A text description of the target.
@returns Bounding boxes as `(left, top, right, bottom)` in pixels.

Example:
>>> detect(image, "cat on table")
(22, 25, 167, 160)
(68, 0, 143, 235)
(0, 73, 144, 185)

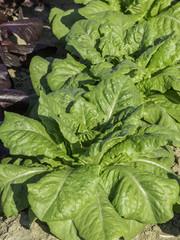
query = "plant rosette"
(0, 71, 180, 240)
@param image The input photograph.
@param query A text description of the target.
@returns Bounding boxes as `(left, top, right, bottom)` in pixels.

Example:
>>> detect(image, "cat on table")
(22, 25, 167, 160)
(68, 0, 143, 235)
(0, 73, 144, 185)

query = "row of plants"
(0, 0, 180, 239)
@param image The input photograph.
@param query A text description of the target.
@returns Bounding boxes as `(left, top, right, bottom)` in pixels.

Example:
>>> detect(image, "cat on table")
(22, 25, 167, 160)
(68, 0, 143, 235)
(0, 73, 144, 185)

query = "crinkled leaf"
(146, 35, 180, 74)
(0, 112, 65, 158)
(78, 1, 113, 19)
(62, 71, 95, 90)
(146, 0, 175, 18)
(28, 165, 100, 222)
(84, 72, 142, 121)
(73, 185, 128, 240)
(101, 165, 179, 223)
(38, 89, 86, 144)
(143, 102, 180, 132)
(78, 106, 143, 164)
(98, 22, 125, 60)
(66, 19, 103, 64)
(46, 54, 88, 91)
(137, 65, 180, 94)
(146, 92, 180, 123)
(0, 164, 48, 217)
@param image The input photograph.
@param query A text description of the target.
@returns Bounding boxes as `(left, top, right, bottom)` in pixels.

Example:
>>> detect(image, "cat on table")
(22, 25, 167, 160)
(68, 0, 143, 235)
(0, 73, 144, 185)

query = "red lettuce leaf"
(0, 18, 43, 43)
(0, 89, 29, 114)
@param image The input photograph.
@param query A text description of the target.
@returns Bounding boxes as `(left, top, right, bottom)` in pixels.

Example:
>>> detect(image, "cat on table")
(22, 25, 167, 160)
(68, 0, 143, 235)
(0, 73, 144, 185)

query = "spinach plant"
(0, 70, 180, 240)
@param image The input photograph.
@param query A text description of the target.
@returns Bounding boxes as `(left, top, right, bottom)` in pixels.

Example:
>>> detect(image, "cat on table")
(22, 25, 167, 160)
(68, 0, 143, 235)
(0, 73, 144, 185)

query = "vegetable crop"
(0, 1, 180, 240)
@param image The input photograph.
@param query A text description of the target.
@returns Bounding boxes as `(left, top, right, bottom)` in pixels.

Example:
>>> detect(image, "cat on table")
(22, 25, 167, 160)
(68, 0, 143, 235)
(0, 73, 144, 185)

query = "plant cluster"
(0, 1, 180, 240)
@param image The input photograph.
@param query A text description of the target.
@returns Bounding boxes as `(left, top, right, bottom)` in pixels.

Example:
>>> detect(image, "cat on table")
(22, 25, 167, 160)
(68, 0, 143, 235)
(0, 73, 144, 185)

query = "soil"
(0, 1, 180, 240)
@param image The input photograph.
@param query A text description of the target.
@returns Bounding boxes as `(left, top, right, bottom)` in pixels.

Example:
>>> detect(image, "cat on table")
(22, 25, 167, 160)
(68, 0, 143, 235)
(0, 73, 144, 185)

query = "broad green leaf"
(49, 8, 82, 41)
(136, 41, 165, 69)
(136, 65, 180, 94)
(39, 89, 100, 144)
(46, 54, 88, 91)
(73, 186, 128, 240)
(79, 1, 113, 19)
(143, 102, 180, 132)
(29, 56, 52, 96)
(28, 165, 100, 222)
(101, 165, 179, 223)
(147, 0, 174, 18)
(39, 88, 85, 116)
(0, 112, 64, 158)
(125, 3, 180, 55)
(102, 124, 180, 161)
(0, 164, 48, 217)
(124, 146, 176, 178)
(125, 0, 154, 18)
(146, 92, 180, 123)
(90, 62, 113, 78)
(149, 2, 180, 38)
(83, 10, 137, 32)
(66, 20, 103, 64)
(61, 71, 95, 90)
(48, 219, 80, 240)
(124, 21, 154, 56)
(98, 22, 125, 60)
(78, 106, 143, 164)
(85, 72, 142, 121)
(146, 35, 180, 74)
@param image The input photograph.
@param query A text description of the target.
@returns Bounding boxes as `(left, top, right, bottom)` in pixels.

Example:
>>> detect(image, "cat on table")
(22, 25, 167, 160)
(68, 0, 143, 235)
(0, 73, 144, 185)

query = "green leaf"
(78, 1, 113, 19)
(147, 0, 175, 18)
(146, 35, 180, 74)
(146, 92, 180, 123)
(136, 65, 180, 94)
(0, 112, 64, 158)
(125, 0, 154, 18)
(46, 54, 88, 91)
(78, 106, 143, 165)
(143, 102, 180, 132)
(29, 56, 52, 96)
(149, 2, 180, 38)
(28, 165, 100, 222)
(49, 8, 82, 41)
(101, 165, 179, 223)
(66, 20, 103, 64)
(48, 219, 80, 240)
(73, 185, 128, 240)
(0, 164, 48, 217)
(98, 22, 125, 60)
(62, 71, 95, 90)
(85, 72, 142, 121)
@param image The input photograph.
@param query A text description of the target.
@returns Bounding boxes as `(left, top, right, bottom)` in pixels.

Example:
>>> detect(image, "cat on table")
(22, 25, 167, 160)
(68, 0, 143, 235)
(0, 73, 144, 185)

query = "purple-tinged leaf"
(6, 43, 36, 54)
(0, 18, 43, 43)
(0, 64, 11, 89)
(3, 52, 21, 67)
(0, 89, 29, 115)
